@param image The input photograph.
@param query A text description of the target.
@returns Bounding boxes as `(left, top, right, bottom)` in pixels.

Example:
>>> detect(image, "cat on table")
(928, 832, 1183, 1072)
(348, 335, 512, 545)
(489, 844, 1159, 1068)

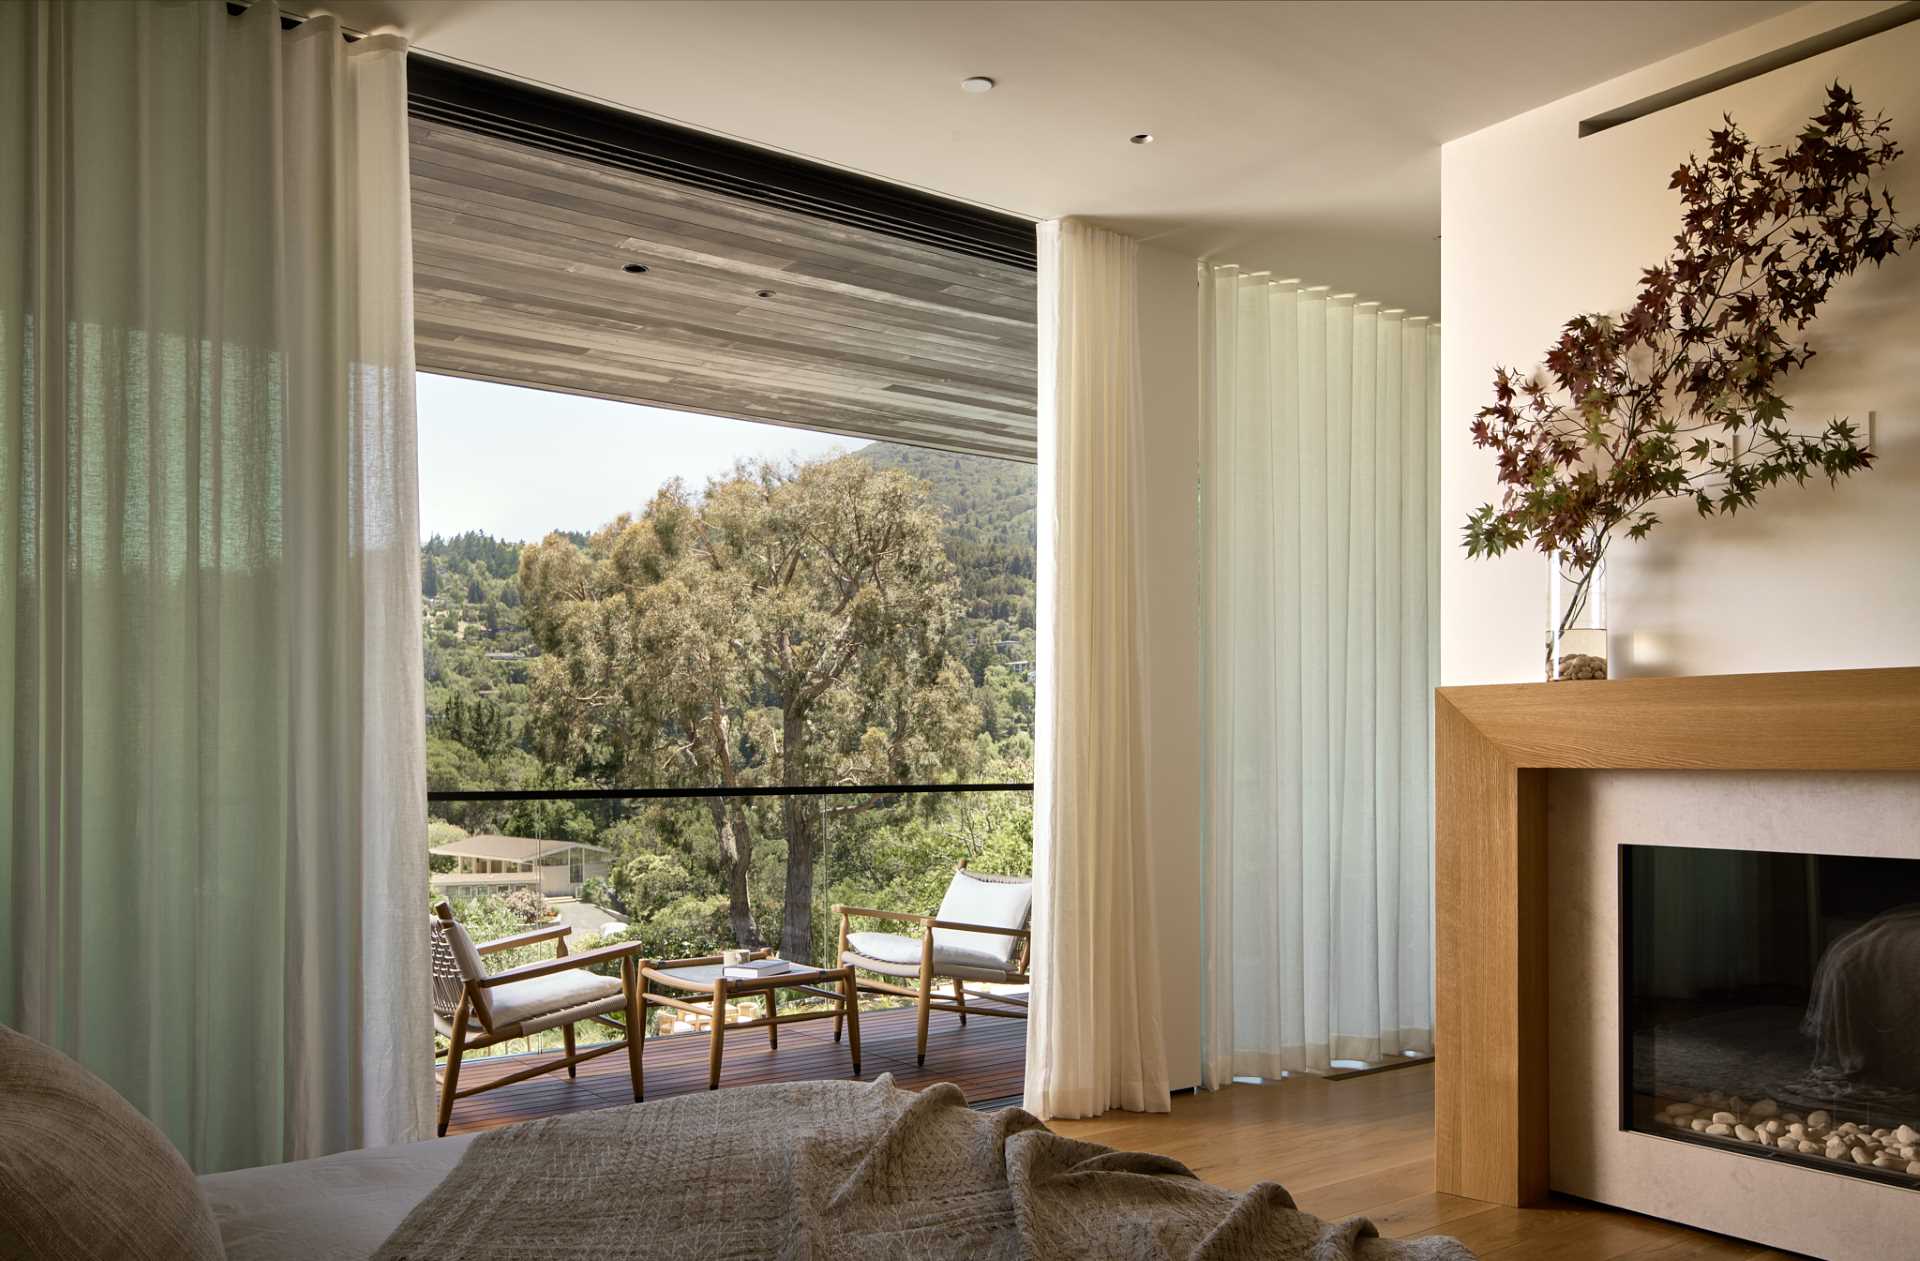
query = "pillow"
(934, 871, 1033, 966)
(0, 1023, 225, 1260)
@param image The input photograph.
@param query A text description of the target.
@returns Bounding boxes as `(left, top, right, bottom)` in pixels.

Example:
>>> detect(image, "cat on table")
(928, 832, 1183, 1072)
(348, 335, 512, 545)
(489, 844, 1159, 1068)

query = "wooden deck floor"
(442, 1003, 1026, 1135)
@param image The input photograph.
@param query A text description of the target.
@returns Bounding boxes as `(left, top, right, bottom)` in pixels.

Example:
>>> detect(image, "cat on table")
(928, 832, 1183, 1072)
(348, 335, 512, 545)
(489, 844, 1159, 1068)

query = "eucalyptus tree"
(519, 455, 979, 960)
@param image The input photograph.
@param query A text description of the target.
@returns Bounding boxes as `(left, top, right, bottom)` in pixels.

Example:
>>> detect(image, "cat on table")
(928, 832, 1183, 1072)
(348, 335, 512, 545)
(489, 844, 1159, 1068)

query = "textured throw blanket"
(375, 1076, 1472, 1260)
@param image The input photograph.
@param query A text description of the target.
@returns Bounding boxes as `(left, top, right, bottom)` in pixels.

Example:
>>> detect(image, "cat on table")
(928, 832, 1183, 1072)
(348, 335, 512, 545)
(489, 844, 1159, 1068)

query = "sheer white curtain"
(1, 1, 430, 1170)
(1199, 267, 1438, 1086)
(1024, 219, 1170, 1119)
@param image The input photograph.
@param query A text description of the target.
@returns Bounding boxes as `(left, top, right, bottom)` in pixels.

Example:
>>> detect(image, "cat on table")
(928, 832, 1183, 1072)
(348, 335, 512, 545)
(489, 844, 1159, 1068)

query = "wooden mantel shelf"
(1433, 666, 1920, 1207)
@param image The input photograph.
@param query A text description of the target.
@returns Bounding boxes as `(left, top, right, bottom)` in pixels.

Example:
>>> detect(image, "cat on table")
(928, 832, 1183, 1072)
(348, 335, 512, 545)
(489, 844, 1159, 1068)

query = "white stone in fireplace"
(1548, 770, 1920, 1261)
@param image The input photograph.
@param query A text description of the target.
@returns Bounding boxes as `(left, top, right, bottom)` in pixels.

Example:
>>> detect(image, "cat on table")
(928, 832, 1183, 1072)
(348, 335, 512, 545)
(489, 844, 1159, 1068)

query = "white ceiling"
(297, 0, 1800, 314)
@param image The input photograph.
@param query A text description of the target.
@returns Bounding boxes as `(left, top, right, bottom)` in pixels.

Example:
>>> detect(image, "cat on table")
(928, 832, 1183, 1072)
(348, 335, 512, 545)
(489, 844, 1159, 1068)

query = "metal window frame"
(428, 783, 1033, 803)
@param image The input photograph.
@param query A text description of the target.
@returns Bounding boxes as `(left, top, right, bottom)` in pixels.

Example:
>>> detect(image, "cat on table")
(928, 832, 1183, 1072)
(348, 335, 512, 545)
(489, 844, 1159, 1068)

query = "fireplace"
(1622, 844, 1920, 1190)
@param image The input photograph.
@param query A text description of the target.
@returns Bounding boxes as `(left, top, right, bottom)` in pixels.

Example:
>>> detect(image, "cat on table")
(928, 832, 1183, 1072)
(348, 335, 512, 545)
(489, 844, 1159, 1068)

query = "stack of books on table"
(723, 957, 792, 980)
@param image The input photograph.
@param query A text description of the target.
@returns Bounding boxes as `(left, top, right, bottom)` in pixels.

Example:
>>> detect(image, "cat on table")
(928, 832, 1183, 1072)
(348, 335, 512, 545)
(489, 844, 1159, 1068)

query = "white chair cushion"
(846, 931, 1010, 976)
(933, 872, 1031, 966)
(440, 916, 488, 981)
(486, 969, 622, 1029)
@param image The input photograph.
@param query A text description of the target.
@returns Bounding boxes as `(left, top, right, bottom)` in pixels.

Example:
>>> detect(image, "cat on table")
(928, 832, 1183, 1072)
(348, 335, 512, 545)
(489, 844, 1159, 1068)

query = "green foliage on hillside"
(858, 444, 1036, 739)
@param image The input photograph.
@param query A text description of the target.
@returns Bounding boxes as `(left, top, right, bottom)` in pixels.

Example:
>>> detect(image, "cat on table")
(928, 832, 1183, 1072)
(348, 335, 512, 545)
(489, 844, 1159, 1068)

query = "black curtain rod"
(225, 2, 359, 38)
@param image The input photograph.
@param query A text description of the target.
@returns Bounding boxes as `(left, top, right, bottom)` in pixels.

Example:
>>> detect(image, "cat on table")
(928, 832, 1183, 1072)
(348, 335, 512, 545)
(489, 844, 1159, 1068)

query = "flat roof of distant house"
(428, 834, 611, 864)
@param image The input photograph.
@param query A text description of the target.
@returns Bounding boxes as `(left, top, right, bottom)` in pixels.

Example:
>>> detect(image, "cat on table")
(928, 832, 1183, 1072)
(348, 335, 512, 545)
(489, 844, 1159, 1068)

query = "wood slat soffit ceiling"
(409, 116, 1039, 462)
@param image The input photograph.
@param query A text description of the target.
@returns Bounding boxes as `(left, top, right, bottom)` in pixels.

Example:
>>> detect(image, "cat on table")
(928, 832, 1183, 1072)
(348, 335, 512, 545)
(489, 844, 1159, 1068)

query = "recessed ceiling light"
(960, 76, 996, 94)
(622, 262, 649, 274)
(1129, 133, 1154, 145)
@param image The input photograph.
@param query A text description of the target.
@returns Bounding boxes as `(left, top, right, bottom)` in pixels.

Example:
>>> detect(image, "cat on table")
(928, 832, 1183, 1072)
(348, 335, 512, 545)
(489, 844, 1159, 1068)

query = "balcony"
(440, 1004, 1026, 1135)
(429, 786, 1034, 1118)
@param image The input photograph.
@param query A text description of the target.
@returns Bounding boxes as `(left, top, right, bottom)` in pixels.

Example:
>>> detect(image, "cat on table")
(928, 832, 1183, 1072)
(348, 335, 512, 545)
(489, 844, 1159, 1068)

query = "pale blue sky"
(416, 373, 867, 543)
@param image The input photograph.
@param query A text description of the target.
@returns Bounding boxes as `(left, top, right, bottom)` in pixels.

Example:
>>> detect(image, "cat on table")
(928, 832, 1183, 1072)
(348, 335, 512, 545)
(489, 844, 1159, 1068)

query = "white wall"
(1441, 1, 1920, 685)
(1136, 241, 1203, 1092)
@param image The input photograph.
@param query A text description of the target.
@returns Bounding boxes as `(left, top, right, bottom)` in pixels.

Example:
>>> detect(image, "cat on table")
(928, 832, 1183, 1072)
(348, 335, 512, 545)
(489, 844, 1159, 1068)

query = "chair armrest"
(478, 941, 645, 987)
(834, 905, 933, 926)
(475, 923, 571, 955)
(925, 918, 1029, 938)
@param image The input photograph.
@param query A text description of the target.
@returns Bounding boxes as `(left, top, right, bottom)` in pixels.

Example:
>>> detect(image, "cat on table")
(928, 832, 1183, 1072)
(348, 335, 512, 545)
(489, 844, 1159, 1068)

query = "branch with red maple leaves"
(1464, 84, 1920, 637)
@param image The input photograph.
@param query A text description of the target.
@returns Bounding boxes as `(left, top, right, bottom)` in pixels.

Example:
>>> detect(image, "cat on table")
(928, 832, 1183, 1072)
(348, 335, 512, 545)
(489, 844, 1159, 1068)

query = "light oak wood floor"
(1050, 1064, 1805, 1259)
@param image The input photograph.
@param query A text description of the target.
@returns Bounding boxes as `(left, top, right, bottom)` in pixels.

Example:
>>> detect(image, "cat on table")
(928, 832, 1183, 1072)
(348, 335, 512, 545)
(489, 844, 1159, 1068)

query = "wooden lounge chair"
(430, 901, 647, 1135)
(832, 863, 1031, 1066)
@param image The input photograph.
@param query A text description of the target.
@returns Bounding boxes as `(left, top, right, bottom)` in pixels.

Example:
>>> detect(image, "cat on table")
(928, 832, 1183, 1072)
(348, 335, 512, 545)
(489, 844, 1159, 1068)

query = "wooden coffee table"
(640, 949, 862, 1090)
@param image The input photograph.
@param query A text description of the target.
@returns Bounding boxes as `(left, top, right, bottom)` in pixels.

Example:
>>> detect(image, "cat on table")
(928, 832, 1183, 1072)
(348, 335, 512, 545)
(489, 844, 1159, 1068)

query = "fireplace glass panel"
(1622, 845, 1920, 1190)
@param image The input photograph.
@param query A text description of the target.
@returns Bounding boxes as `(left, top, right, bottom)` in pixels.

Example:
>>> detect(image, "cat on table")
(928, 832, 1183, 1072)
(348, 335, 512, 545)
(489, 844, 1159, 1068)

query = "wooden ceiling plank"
(413, 122, 1029, 291)
(411, 260, 1035, 389)
(411, 132, 1031, 299)
(409, 119, 1036, 457)
(410, 148, 1036, 307)
(421, 361, 1037, 463)
(409, 225, 1033, 358)
(416, 318, 1013, 419)
(413, 281, 1035, 407)
(409, 189, 1034, 336)
(417, 346, 1028, 442)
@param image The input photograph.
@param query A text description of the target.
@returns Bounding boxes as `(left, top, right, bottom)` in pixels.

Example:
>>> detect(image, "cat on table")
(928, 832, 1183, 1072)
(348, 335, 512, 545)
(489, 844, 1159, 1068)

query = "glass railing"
(427, 785, 1034, 1060)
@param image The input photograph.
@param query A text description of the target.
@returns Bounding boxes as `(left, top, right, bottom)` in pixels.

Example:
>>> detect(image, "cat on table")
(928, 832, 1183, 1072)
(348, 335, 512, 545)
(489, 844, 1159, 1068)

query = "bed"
(3, 1023, 1472, 1260)
(197, 1134, 476, 1261)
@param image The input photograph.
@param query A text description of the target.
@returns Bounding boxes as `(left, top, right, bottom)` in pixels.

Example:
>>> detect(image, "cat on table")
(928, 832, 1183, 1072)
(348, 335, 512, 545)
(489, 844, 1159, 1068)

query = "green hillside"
(856, 442, 1036, 691)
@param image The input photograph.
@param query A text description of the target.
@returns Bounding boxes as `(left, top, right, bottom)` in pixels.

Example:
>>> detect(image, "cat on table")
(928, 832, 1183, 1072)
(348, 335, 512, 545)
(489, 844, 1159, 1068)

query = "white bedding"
(198, 1134, 475, 1261)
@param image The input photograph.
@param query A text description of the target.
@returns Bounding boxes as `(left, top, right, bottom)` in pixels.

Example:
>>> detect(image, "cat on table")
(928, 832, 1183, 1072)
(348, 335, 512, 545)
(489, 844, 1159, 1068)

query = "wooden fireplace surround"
(1434, 666, 1920, 1206)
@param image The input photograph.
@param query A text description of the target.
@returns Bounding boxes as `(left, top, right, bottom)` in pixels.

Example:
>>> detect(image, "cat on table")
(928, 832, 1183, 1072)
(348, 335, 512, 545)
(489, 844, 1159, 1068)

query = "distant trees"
(519, 455, 980, 960)
(862, 444, 1036, 639)
(426, 818, 465, 873)
(437, 692, 510, 759)
(428, 530, 522, 580)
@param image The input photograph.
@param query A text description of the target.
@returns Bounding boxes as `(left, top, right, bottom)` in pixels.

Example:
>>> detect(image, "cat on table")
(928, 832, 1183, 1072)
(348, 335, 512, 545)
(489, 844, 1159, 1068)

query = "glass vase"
(1547, 551, 1607, 681)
